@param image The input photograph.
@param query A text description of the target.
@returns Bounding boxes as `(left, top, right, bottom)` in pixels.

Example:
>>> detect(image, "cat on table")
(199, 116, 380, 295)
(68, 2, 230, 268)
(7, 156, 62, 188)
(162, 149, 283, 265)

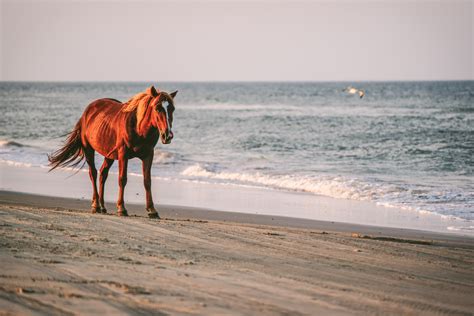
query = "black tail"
(48, 121, 84, 171)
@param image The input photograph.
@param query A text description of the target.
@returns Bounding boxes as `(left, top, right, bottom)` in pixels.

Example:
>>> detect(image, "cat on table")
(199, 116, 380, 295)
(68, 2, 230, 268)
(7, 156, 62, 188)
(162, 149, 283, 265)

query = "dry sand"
(0, 191, 473, 315)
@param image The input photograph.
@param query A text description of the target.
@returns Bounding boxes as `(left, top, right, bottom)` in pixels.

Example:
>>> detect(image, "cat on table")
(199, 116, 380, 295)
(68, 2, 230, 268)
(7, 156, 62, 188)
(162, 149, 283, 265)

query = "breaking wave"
(181, 164, 473, 221)
(0, 140, 27, 148)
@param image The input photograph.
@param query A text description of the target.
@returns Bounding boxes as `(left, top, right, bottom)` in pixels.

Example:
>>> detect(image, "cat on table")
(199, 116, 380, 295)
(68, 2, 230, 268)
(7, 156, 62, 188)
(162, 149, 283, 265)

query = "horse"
(48, 86, 177, 218)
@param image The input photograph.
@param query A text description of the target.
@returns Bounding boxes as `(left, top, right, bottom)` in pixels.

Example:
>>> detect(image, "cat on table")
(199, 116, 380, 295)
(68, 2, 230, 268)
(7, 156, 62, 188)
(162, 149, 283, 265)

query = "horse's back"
(84, 98, 122, 115)
(82, 98, 126, 125)
(80, 98, 128, 158)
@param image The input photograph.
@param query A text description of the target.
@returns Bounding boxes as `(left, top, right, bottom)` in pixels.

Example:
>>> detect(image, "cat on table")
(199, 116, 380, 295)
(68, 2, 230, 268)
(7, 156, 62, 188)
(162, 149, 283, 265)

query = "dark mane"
(104, 98, 122, 103)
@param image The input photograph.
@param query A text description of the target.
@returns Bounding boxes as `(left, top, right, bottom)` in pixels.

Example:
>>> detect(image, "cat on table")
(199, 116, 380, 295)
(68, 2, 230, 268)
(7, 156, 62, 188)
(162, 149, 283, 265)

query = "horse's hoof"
(117, 209, 128, 217)
(91, 206, 101, 214)
(146, 207, 160, 219)
(148, 211, 160, 219)
(100, 207, 107, 214)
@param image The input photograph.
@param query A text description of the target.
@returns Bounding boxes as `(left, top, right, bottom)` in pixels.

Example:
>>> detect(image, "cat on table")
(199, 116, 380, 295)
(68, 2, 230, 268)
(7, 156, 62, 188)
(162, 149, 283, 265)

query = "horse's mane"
(122, 86, 159, 129)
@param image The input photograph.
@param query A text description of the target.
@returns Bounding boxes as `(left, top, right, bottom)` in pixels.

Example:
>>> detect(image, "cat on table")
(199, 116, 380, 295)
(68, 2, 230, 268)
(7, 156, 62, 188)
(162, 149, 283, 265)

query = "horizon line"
(1, 79, 473, 84)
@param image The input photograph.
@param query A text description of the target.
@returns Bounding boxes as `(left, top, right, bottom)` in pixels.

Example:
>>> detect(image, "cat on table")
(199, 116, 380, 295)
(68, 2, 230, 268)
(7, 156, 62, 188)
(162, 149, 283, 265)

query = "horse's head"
(122, 86, 178, 143)
(148, 86, 178, 144)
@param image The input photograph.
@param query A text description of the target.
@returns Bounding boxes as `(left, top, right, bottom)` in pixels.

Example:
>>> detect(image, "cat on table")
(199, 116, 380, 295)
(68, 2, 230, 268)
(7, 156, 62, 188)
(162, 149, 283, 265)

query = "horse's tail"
(48, 121, 85, 171)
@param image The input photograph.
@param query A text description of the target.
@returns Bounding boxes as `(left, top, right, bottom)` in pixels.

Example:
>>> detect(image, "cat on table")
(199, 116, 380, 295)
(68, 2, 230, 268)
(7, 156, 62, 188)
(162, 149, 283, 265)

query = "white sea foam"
(182, 164, 385, 201)
(181, 164, 472, 221)
(153, 149, 176, 164)
(447, 226, 474, 232)
(0, 159, 33, 168)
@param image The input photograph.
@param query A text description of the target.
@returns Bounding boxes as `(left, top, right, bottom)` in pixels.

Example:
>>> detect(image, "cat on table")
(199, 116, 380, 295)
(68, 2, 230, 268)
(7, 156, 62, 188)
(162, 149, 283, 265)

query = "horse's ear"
(147, 86, 159, 97)
(170, 90, 178, 99)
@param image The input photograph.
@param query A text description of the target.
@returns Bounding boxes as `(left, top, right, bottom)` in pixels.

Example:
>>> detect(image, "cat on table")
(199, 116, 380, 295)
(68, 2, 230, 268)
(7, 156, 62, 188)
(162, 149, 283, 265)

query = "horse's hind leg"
(98, 158, 114, 214)
(84, 147, 100, 214)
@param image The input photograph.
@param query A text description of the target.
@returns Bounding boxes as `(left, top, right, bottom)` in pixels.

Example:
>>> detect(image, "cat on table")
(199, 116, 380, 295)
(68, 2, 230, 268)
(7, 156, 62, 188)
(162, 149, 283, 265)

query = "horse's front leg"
(117, 152, 129, 216)
(142, 153, 160, 219)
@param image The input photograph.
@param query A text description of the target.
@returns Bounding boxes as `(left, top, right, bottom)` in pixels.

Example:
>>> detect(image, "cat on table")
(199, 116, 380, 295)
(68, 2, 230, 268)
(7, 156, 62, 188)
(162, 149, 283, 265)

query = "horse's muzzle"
(161, 130, 173, 144)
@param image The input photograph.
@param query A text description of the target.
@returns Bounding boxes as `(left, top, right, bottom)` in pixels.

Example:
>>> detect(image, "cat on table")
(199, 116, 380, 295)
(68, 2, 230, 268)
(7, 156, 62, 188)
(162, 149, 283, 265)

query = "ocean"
(0, 81, 473, 225)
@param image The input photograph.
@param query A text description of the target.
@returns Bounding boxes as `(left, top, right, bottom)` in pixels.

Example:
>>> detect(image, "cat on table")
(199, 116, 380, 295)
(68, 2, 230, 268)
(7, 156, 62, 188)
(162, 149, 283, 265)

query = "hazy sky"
(1, 0, 472, 81)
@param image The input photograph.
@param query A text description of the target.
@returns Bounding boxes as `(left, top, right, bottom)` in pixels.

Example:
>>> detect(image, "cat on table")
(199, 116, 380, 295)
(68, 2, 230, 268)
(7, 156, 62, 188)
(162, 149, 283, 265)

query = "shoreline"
(1, 192, 473, 315)
(1, 190, 473, 247)
(1, 162, 473, 236)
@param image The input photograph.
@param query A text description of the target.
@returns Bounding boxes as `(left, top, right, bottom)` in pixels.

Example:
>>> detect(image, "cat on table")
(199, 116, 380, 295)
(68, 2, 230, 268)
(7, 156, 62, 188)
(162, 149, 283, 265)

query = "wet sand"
(3, 163, 470, 235)
(1, 191, 473, 315)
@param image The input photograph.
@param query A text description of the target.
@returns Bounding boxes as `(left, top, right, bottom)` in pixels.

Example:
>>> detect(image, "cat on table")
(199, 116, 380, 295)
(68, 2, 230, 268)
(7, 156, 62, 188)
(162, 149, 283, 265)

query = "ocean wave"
(153, 150, 174, 162)
(447, 226, 474, 232)
(152, 149, 184, 165)
(181, 164, 473, 220)
(182, 164, 391, 200)
(0, 140, 27, 148)
(0, 159, 33, 168)
(0, 159, 88, 172)
(182, 103, 300, 111)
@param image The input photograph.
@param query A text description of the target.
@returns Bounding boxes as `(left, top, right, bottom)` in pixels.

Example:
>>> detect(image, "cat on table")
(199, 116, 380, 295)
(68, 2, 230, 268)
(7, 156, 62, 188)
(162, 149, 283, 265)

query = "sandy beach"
(2, 1, 473, 315)
(1, 191, 473, 315)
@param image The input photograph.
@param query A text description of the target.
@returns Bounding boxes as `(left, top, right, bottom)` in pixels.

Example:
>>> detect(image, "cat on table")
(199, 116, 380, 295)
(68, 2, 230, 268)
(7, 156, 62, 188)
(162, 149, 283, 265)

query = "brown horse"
(48, 86, 177, 218)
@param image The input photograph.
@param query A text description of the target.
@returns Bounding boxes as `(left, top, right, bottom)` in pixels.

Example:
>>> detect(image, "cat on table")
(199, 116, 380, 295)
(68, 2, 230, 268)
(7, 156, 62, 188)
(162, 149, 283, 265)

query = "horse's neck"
(136, 107, 158, 139)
